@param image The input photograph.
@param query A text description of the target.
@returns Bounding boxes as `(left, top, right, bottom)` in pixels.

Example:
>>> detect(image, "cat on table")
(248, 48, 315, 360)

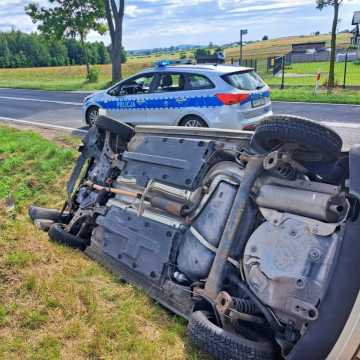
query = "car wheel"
(187, 311, 275, 360)
(251, 115, 342, 163)
(86, 106, 99, 127)
(48, 223, 89, 251)
(180, 116, 208, 128)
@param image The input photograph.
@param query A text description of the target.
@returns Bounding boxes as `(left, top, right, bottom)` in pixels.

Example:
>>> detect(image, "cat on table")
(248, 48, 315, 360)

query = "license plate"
(252, 97, 267, 108)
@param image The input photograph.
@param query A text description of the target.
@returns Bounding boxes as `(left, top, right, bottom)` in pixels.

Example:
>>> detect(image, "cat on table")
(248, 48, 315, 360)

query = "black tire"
(187, 311, 275, 360)
(95, 115, 134, 143)
(86, 106, 99, 127)
(251, 115, 342, 163)
(180, 115, 208, 128)
(48, 223, 89, 251)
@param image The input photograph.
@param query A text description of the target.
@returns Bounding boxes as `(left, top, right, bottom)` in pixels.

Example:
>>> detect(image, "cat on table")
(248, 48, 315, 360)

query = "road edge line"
(0, 96, 82, 106)
(0, 116, 87, 135)
(273, 101, 360, 107)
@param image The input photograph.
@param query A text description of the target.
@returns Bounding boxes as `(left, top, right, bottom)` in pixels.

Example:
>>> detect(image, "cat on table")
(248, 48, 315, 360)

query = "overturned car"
(30, 115, 360, 360)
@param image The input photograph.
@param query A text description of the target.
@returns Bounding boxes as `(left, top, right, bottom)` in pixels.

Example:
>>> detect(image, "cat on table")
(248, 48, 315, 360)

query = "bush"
(87, 66, 100, 83)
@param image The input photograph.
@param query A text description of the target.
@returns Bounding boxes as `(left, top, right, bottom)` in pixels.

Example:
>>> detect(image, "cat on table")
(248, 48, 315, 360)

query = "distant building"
(352, 11, 360, 46)
(196, 51, 225, 64)
(291, 41, 327, 53)
(288, 41, 329, 63)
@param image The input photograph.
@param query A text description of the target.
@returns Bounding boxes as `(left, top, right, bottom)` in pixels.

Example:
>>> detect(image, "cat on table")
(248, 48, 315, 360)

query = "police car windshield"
(222, 70, 265, 91)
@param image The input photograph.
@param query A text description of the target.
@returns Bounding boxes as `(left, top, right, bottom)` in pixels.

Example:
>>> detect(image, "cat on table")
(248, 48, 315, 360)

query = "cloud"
(125, 5, 153, 18)
(218, 0, 315, 12)
(0, 0, 358, 49)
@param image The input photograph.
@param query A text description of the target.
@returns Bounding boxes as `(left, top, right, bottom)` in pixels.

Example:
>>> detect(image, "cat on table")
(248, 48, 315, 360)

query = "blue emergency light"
(155, 60, 173, 67)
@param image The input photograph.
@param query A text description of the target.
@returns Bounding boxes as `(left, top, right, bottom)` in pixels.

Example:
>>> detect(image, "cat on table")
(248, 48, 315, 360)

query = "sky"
(0, 0, 359, 50)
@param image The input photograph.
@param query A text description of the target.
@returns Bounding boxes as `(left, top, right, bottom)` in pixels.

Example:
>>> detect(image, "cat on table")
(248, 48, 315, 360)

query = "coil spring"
(232, 297, 259, 314)
(276, 163, 297, 180)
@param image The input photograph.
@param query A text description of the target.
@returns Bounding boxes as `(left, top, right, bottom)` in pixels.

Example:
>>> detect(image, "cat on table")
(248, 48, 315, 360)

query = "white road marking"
(321, 121, 360, 129)
(0, 116, 358, 135)
(0, 96, 82, 106)
(273, 100, 360, 107)
(0, 116, 87, 133)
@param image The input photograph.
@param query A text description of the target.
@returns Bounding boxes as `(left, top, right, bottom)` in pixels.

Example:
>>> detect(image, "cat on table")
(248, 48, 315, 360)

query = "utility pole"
(281, 56, 285, 90)
(239, 29, 248, 65)
(343, 50, 348, 89)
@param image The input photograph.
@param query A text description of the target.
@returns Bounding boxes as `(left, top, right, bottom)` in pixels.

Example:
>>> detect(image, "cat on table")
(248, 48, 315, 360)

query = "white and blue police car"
(82, 62, 272, 130)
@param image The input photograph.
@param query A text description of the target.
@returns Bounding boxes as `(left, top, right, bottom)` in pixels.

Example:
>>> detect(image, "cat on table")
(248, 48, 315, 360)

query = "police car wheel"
(181, 116, 207, 128)
(86, 106, 99, 127)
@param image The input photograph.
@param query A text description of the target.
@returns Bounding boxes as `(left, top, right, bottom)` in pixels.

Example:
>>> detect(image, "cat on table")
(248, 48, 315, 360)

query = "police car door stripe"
(97, 95, 223, 111)
(96, 91, 270, 111)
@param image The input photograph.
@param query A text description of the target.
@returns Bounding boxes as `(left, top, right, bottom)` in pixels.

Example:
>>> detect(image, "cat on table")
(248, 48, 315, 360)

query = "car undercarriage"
(29, 115, 360, 360)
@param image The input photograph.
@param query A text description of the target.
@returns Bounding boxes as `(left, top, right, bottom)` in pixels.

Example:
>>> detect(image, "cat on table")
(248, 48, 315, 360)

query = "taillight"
(243, 124, 257, 131)
(216, 93, 250, 105)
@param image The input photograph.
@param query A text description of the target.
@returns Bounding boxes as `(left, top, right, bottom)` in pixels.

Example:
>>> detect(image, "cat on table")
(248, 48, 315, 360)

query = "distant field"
(224, 33, 352, 60)
(0, 33, 357, 104)
(0, 62, 152, 91)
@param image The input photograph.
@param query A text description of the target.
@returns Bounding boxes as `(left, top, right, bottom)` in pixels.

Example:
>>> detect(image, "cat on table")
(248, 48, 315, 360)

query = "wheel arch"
(86, 104, 99, 115)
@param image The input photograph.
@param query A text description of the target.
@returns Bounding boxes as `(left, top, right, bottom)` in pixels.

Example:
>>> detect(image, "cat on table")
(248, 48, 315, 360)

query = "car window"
(108, 73, 155, 96)
(222, 70, 265, 91)
(188, 74, 214, 90)
(155, 73, 186, 92)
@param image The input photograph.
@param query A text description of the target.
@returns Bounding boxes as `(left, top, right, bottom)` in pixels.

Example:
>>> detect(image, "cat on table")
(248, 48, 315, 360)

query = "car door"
(104, 72, 156, 125)
(147, 72, 189, 125)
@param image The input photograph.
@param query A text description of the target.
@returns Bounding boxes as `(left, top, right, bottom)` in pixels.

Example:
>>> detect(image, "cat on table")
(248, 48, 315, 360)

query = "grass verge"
(271, 87, 360, 105)
(0, 126, 204, 359)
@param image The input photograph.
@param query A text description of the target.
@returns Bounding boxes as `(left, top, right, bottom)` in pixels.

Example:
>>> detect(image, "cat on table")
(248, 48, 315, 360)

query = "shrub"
(87, 66, 100, 83)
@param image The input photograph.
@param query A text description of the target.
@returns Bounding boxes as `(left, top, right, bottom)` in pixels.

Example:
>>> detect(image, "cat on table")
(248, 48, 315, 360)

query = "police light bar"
(155, 60, 173, 67)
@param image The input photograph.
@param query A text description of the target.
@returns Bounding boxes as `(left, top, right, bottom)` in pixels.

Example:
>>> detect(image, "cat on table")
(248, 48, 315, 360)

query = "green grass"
(0, 126, 205, 360)
(271, 86, 360, 104)
(263, 61, 360, 87)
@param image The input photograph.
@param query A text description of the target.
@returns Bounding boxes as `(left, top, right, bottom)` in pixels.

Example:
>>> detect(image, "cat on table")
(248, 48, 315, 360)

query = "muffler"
(255, 185, 348, 223)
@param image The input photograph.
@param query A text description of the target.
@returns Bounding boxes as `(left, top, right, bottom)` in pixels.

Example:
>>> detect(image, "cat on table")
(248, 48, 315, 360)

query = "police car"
(82, 63, 272, 130)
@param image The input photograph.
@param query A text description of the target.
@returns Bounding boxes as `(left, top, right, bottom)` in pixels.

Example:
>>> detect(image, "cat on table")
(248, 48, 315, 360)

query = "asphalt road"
(0, 88, 359, 147)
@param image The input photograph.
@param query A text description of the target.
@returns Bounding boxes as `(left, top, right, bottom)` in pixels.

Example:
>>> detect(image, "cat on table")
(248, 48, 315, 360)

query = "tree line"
(0, 30, 126, 69)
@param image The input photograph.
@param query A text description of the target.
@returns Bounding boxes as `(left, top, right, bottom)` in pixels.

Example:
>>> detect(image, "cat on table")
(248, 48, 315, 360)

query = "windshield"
(222, 70, 266, 91)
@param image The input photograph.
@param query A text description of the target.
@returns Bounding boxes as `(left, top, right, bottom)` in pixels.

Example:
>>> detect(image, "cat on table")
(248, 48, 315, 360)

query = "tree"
(316, 0, 343, 89)
(0, 35, 11, 67)
(26, 0, 106, 78)
(104, 0, 125, 82)
(194, 48, 210, 58)
(262, 35, 269, 41)
(0, 30, 112, 69)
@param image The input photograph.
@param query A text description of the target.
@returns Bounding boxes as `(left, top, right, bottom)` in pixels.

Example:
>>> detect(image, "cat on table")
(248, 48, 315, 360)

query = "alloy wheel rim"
(184, 119, 203, 127)
(88, 109, 99, 126)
